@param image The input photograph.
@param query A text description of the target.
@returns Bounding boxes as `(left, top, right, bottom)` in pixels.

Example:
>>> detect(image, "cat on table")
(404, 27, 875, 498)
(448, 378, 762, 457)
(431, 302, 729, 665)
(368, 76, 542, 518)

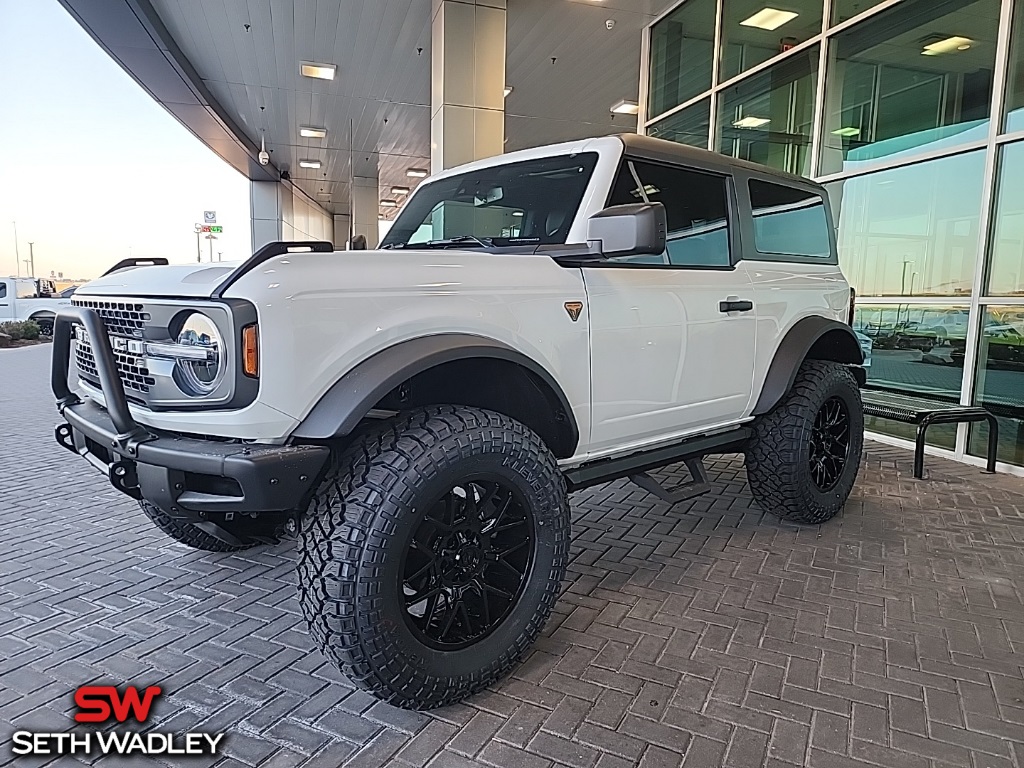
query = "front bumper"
(51, 306, 329, 518)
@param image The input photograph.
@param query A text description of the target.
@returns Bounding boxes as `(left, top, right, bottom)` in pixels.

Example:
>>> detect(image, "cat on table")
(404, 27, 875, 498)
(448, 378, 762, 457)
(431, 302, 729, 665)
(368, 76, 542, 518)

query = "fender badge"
(564, 301, 584, 322)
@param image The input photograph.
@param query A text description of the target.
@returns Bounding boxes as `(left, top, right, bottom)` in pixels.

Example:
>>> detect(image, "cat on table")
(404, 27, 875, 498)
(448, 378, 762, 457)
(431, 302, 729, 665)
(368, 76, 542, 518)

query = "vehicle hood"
(74, 262, 246, 299)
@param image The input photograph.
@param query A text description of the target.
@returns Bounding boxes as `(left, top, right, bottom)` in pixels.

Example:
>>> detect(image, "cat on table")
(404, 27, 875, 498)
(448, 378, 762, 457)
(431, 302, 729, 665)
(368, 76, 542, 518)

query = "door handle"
(719, 299, 753, 313)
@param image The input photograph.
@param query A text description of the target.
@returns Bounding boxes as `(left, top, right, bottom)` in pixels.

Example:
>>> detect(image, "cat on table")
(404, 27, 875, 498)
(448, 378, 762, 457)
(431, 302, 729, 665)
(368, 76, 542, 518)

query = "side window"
(607, 160, 731, 267)
(0, 283, 6, 299)
(748, 179, 832, 259)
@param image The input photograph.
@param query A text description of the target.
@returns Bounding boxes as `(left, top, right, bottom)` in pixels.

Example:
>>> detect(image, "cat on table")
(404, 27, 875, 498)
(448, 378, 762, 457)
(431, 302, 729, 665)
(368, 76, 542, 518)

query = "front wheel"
(297, 406, 570, 710)
(745, 360, 863, 524)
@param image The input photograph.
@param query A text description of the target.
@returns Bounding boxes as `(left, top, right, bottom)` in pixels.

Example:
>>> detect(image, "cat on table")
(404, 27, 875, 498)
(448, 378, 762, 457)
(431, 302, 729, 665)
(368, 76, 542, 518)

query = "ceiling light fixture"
(611, 99, 640, 115)
(921, 36, 974, 55)
(740, 8, 799, 30)
(831, 127, 861, 137)
(504, 86, 514, 97)
(299, 159, 322, 169)
(391, 186, 410, 195)
(300, 62, 337, 80)
(299, 126, 327, 139)
(380, 199, 398, 208)
(406, 168, 428, 178)
(733, 116, 771, 128)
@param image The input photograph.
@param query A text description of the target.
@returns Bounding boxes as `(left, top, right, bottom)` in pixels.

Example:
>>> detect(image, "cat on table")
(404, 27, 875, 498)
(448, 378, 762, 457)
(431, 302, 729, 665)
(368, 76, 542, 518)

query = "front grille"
(72, 298, 150, 337)
(71, 297, 156, 398)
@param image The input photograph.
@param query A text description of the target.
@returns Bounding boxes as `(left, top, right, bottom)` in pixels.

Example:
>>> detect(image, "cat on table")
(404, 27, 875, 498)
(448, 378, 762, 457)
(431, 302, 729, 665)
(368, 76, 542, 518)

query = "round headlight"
(173, 313, 223, 396)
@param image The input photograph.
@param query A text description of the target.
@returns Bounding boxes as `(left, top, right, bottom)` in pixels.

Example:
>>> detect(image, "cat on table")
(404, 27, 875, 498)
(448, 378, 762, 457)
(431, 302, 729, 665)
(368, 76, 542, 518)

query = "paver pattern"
(2, 343, 1024, 767)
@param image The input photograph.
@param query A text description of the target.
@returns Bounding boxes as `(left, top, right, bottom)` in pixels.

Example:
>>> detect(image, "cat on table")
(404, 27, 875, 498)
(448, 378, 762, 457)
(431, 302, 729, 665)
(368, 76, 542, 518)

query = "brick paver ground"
(2, 342, 1024, 767)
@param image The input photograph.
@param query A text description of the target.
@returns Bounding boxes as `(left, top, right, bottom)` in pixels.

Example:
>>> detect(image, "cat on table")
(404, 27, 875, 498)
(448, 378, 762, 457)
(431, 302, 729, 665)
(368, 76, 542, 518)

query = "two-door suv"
(52, 134, 865, 710)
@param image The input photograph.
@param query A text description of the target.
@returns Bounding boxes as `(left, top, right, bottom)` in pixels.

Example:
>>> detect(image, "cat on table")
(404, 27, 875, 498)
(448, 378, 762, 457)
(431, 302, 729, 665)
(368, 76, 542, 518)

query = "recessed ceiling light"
(832, 127, 861, 137)
(733, 116, 771, 128)
(299, 159, 322, 169)
(406, 168, 428, 178)
(504, 86, 514, 97)
(512, 211, 523, 217)
(380, 200, 398, 208)
(740, 8, 799, 30)
(922, 36, 974, 55)
(299, 126, 327, 139)
(300, 62, 337, 80)
(391, 186, 410, 195)
(611, 99, 640, 115)
(378, 213, 385, 220)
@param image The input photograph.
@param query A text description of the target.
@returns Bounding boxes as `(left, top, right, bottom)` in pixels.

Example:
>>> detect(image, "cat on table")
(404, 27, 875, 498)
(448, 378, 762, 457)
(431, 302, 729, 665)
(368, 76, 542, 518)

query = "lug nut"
(270, 478, 279, 485)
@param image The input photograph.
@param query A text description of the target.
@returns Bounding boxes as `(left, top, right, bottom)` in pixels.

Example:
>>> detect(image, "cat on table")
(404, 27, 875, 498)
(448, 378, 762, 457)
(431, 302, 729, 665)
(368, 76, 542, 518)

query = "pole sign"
(198, 226, 224, 233)
(203, 211, 217, 224)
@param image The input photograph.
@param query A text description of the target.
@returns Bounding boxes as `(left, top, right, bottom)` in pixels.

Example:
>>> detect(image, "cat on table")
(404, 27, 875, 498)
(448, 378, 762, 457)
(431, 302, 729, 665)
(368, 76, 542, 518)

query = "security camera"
(606, 19, 615, 29)
(258, 149, 270, 165)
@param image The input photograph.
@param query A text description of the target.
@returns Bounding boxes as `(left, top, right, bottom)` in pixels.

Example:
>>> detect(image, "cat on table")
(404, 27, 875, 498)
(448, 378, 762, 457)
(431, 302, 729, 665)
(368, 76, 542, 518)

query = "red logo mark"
(74, 686, 163, 723)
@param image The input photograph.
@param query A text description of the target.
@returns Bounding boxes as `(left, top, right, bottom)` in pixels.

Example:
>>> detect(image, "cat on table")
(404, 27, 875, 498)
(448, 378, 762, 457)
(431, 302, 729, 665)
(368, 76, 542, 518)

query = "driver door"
(585, 159, 757, 455)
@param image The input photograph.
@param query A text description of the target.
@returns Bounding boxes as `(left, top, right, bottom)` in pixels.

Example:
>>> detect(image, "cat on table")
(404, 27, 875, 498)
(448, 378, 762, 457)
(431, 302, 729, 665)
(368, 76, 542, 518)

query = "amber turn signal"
(242, 324, 259, 377)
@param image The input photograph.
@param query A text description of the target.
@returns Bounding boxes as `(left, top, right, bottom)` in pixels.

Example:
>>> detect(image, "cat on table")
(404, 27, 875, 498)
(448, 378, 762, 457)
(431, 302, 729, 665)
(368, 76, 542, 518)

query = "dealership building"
(642, 0, 1024, 471)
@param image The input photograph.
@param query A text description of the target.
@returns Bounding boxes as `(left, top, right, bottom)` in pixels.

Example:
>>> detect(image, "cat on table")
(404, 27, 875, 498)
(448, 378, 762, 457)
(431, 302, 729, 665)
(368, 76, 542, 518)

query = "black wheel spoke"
(809, 395, 851, 492)
(399, 476, 534, 649)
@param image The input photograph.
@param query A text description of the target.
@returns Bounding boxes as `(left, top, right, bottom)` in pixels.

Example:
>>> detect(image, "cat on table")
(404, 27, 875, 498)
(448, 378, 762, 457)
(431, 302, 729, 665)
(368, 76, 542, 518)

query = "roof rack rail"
(100, 257, 170, 277)
(212, 241, 334, 298)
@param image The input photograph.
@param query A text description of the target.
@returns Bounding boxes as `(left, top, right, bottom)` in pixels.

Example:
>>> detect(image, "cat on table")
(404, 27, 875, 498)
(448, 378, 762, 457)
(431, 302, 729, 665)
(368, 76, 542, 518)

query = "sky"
(0, 0, 252, 281)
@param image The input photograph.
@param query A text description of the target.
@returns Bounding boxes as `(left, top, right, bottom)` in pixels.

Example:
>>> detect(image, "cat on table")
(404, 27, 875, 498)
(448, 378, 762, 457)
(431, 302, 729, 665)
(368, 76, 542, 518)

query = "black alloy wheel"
(401, 478, 533, 650)
(808, 396, 851, 492)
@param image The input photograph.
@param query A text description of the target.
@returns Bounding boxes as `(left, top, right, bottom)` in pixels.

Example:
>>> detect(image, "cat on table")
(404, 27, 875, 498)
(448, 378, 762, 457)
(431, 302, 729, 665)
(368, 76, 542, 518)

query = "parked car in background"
(0, 277, 69, 335)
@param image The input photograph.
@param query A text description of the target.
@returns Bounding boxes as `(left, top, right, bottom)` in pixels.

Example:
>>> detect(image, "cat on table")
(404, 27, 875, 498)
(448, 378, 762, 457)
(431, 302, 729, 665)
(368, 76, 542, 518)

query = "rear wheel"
(297, 405, 570, 710)
(745, 360, 863, 524)
(138, 501, 266, 552)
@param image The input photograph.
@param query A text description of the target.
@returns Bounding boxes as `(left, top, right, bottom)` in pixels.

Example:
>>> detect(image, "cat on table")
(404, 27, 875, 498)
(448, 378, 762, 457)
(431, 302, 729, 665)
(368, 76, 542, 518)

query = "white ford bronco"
(52, 134, 865, 710)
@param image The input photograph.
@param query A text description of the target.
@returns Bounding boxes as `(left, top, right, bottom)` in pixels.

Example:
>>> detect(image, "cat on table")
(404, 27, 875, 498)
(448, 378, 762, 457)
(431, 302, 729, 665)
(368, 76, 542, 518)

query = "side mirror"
(586, 202, 666, 258)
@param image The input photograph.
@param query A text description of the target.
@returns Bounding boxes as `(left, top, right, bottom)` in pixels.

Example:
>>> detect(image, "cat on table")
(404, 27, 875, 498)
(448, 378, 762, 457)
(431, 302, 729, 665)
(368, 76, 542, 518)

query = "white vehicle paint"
(0, 277, 71, 331)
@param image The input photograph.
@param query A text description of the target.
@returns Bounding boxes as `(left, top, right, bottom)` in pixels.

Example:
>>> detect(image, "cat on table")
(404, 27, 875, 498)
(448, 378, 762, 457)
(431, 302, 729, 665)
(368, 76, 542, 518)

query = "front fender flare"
(290, 333, 579, 446)
(752, 317, 864, 416)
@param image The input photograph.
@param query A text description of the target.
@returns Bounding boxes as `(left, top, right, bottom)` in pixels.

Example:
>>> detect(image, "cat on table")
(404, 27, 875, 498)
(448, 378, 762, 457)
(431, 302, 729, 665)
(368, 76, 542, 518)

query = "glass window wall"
(831, 0, 888, 27)
(818, 0, 999, 176)
(987, 142, 1024, 297)
(826, 150, 986, 297)
(648, 0, 716, 119)
(1005, 1, 1024, 133)
(647, 98, 711, 148)
(717, 46, 818, 176)
(719, 0, 823, 82)
(968, 307, 1024, 466)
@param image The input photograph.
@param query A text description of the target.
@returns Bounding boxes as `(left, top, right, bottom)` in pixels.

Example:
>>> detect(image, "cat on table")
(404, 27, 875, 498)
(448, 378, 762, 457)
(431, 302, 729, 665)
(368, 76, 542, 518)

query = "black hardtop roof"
(615, 133, 825, 191)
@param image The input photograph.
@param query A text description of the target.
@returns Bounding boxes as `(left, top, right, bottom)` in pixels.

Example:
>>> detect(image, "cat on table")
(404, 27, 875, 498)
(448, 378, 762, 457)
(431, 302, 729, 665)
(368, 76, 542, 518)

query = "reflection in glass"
(826, 150, 985, 297)
(969, 307, 1024, 466)
(853, 303, 970, 448)
(720, 0, 823, 82)
(748, 180, 831, 258)
(648, 0, 716, 119)
(1005, 1, 1024, 132)
(717, 47, 818, 176)
(819, 0, 998, 176)
(648, 98, 711, 148)
(831, 0, 889, 26)
(986, 142, 1024, 296)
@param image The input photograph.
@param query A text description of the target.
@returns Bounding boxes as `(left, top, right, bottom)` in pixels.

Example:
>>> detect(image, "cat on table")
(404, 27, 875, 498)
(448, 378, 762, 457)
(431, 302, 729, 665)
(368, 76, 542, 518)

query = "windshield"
(380, 152, 599, 249)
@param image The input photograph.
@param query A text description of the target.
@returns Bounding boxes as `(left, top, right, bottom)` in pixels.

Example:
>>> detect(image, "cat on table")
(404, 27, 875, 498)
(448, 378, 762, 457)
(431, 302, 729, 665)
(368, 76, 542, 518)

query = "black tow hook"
(55, 423, 76, 453)
(109, 460, 143, 500)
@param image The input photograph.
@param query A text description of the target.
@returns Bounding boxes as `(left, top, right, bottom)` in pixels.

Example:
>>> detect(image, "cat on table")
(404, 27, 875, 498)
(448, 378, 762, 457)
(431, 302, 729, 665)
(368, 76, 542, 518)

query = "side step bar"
(564, 426, 752, 493)
(630, 457, 710, 505)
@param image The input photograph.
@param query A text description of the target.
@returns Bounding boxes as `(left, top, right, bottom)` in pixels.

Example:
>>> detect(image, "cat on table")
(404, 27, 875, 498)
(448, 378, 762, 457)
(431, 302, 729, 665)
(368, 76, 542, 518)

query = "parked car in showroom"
(50, 134, 864, 710)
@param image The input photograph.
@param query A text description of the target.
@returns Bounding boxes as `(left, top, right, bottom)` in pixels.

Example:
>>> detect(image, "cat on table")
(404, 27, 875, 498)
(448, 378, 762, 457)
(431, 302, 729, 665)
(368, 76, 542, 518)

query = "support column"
(250, 180, 283, 250)
(351, 176, 380, 248)
(430, 0, 506, 173)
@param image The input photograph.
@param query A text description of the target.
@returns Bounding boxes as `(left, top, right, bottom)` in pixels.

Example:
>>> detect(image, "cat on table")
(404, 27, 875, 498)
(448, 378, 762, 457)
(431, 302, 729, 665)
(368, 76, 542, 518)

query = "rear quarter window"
(749, 179, 832, 260)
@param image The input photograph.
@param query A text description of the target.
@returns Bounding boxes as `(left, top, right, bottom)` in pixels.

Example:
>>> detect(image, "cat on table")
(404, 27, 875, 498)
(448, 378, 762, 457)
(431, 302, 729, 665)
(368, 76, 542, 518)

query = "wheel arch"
(290, 334, 580, 458)
(752, 317, 865, 416)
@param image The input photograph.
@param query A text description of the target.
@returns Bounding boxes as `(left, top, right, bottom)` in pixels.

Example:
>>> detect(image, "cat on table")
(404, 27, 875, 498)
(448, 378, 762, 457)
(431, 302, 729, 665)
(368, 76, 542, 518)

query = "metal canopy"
(58, 0, 673, 218)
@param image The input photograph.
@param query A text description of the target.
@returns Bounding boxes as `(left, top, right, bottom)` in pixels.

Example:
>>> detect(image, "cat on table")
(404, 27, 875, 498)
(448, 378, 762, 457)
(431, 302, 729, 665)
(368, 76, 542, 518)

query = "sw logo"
(10, 684, 224, 757)
(74, 685, 162, 723)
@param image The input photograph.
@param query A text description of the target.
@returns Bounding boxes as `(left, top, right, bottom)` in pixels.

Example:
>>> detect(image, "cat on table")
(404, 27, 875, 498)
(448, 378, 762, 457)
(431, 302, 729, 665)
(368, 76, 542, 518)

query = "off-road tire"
(745, 360, 863, 524)
(297, 405, 570, 710)
(138, 501, 264, 552)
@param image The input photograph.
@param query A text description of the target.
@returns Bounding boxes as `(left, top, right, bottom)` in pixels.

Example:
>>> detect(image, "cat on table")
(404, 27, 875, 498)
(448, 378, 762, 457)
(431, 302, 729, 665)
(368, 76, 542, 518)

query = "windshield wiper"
(382, 235, 495, 250)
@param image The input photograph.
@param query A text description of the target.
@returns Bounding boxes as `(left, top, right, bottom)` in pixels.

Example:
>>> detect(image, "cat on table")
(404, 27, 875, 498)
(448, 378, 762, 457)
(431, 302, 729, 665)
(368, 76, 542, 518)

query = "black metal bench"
(861, 387, 999, 479)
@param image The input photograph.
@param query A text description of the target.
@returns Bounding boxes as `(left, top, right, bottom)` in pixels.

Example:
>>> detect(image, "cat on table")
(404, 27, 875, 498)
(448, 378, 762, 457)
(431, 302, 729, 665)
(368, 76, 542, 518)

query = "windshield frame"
(380, 152, 601, 250)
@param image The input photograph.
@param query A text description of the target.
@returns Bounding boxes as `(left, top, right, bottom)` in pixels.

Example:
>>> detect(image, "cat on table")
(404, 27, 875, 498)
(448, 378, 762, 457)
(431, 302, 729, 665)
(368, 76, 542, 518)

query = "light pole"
(217, 251, 223, 262)
(27, 241, 35, 278)
(899, 259, 913, 328)
(194, 225, 202, 262)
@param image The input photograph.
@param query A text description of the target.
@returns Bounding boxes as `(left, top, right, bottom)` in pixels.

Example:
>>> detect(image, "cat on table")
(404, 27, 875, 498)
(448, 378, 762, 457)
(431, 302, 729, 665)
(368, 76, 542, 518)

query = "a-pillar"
(430, 0, 506, 173)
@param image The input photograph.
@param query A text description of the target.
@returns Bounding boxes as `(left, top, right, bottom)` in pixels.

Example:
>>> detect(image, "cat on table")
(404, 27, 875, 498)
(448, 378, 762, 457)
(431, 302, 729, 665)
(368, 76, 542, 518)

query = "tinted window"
(608, 161, 731, 267)
(749, 179, 832, 258)
(0, 283, 5, 299)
